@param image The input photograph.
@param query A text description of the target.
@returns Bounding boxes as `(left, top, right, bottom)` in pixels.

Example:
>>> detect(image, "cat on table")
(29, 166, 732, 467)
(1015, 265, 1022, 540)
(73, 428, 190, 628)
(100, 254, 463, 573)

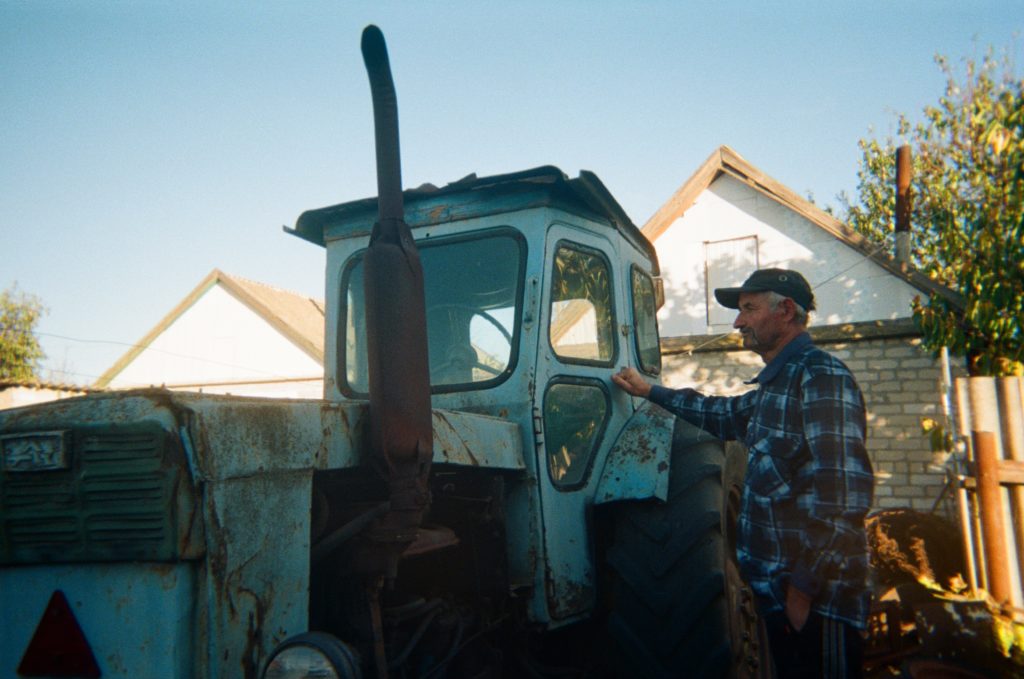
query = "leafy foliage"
(839, 48, 1024, 375)
(0, 284, 47, 381)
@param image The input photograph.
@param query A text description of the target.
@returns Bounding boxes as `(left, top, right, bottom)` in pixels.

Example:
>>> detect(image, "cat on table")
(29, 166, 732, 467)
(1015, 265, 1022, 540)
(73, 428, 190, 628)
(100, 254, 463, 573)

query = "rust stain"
(545, 566, 592, 619)
(238, 585, 270, 679)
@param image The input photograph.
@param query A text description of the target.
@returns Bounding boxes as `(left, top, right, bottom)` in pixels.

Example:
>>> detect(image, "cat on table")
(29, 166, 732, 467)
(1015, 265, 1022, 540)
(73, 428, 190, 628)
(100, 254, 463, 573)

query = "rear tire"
(606, 418, 770, 678)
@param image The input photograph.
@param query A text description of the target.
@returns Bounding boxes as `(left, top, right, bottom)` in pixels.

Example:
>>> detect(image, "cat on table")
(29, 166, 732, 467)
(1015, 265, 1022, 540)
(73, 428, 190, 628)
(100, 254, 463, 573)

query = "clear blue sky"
(2, 1, 1021, 385)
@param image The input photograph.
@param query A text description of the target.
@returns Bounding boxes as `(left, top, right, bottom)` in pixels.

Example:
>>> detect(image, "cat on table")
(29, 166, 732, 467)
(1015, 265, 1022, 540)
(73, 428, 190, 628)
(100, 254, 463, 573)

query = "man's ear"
(779, 297, 797, 321)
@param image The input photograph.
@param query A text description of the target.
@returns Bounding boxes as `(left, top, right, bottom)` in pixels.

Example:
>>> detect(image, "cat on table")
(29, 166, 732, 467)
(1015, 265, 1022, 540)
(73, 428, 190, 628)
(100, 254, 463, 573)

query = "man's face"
(733, 291, 788, 357)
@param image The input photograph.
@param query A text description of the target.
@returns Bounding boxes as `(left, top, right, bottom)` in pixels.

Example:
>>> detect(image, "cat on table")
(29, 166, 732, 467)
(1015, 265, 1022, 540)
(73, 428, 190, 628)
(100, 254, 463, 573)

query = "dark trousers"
(763, 611, 864, 679)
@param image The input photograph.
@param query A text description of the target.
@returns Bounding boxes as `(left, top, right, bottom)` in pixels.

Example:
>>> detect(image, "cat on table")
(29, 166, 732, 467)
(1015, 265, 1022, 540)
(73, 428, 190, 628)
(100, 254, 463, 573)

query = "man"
(612, 268, 874, 678)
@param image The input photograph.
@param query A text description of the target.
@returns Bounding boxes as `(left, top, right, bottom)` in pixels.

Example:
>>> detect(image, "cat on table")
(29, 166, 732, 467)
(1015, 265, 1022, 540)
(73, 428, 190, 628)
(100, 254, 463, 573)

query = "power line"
(36, 330, 292, 378)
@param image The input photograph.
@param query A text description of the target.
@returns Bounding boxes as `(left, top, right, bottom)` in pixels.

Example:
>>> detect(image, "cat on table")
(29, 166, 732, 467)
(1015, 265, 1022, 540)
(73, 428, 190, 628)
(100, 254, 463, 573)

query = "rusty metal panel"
(181, 395, 362, 478)
(201, 469, 312, 678)
(544, 558, 595, 623)
(0, 390, 336, 678)
(1, 563, 197, 679)
(178, 396, 333, 676)
(431, 408, 525, 469)
(0, 389, 183, 432)
(594, 399, 675, 504)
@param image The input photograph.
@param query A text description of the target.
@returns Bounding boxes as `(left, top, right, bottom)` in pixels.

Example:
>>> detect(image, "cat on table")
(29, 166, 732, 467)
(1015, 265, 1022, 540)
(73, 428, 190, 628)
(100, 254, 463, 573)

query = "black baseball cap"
(714, 268, 816, 311)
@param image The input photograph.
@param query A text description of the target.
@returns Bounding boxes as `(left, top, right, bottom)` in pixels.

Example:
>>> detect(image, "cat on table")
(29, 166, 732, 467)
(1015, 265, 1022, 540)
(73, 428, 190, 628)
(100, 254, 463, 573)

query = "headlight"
(262, 632, 362, 679)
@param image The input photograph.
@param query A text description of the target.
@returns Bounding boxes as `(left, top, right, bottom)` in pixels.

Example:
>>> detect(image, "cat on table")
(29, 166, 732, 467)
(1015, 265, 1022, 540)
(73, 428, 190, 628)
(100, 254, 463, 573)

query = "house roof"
(641, 145, 963, 307)
(95, 270, 325, 388)
(0, 380, 94, 394)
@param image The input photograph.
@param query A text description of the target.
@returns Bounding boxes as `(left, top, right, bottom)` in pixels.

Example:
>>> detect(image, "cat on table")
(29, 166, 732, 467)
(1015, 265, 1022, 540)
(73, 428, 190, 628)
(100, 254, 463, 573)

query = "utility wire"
(36, 330, 291, 378)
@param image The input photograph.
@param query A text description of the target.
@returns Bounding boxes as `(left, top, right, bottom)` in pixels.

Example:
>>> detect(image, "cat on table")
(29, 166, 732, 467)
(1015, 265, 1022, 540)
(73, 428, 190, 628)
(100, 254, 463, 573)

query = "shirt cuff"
(648, 384, 674, 406)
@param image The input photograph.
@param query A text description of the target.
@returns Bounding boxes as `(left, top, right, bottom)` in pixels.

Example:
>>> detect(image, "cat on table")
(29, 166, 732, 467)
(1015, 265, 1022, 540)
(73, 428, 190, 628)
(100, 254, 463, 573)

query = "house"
(0, 381, 93, 409)
(95, 269, 325, 399)
(644, 146, 966, 512)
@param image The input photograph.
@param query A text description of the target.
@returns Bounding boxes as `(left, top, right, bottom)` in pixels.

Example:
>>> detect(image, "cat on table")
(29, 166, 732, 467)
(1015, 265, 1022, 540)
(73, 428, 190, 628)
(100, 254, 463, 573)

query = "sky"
(2, 0, 1022, 386)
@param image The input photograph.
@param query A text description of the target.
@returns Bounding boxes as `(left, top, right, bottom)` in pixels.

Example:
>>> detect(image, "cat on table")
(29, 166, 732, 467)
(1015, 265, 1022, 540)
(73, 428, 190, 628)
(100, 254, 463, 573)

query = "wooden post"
(974, 430, 1012, 605)
(998, 377, 1024, 595)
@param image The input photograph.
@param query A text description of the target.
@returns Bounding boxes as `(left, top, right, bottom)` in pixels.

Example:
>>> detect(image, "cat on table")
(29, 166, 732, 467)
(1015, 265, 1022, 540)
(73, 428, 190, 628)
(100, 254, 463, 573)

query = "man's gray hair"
(765, 291, 810, 326)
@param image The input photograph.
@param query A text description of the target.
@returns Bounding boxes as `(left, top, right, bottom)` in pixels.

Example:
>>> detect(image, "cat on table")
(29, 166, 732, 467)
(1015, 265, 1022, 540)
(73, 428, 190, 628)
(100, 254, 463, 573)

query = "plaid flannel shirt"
(648, 333, 874, 628)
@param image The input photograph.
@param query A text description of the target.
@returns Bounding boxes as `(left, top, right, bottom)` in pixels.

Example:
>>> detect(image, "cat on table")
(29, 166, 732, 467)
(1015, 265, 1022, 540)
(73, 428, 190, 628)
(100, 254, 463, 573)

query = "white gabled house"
(0, 381, 93, 410)
(643, 145, 952, 336)
(95, 269, 325, 399)
(642, 146, 965, 511)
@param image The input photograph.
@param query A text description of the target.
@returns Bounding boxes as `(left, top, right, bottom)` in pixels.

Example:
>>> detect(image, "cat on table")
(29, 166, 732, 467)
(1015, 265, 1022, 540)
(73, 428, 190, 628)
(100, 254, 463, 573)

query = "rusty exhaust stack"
(360, 25, 433, 574)
(895, 144, 912, 266)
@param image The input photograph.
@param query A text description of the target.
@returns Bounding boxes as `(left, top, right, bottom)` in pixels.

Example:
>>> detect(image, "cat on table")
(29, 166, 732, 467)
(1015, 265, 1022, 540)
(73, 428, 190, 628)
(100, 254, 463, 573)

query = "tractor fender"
(594, 399, 676, 504)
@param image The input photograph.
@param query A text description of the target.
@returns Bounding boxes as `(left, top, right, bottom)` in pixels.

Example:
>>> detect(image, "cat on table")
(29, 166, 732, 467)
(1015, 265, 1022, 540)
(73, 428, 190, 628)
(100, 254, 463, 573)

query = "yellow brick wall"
(660, 328, 968, 512)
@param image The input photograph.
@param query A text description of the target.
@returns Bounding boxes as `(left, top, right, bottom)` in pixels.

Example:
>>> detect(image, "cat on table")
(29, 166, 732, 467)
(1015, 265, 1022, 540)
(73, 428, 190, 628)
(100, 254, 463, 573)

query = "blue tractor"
(0, 26, 765, 678)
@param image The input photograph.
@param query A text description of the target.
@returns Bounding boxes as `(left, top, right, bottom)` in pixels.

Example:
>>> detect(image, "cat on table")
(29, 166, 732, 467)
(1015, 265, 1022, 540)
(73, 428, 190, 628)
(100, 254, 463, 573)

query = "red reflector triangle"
(18, 589, 101, 678)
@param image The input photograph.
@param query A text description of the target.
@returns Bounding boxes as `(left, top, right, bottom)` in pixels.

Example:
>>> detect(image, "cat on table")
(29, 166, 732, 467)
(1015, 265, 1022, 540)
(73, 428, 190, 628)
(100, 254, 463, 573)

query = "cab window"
(543, 379, 609, 489)
(548, 243, 615, 364)
(631, 266, 661, 375)
(341, 229, 524, 395)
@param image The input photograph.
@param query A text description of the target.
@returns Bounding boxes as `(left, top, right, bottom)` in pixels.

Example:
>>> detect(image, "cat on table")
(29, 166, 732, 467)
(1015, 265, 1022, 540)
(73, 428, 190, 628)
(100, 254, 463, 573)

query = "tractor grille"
(0, 425, 181, 564)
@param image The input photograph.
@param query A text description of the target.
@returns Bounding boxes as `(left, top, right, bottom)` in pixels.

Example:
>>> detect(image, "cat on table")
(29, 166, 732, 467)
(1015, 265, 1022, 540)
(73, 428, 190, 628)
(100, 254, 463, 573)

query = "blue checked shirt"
(648, 333, 874, 628)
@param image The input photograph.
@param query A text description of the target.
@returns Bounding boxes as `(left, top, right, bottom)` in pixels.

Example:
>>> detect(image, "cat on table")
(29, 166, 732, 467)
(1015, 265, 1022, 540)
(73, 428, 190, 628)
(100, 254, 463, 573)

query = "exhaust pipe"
(360, 25, 433, 573)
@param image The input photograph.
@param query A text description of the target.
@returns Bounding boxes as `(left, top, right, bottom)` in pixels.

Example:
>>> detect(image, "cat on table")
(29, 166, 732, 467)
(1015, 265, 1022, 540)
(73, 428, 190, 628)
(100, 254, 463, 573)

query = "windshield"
(342, 229, 524, 394)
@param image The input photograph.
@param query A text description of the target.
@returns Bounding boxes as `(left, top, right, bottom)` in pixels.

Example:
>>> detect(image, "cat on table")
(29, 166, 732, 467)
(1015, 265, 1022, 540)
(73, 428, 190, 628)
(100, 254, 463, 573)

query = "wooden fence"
(954, 376, 1024, 615)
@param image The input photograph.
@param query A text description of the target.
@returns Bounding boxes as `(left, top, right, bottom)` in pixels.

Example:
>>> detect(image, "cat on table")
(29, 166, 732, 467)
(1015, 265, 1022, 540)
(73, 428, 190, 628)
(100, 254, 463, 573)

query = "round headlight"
(262, 632, 362, 679)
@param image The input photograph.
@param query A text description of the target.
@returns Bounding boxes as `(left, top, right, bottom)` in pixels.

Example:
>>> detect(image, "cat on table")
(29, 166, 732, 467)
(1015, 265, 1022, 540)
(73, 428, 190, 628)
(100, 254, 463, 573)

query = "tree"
(0, 284, 47, 381)
(839, 48, 1023, 376)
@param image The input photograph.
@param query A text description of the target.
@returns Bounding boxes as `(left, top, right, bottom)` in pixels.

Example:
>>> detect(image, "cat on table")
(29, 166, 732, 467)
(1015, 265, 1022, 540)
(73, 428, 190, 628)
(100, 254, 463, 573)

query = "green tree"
(1, 284, 47, 381)
(839, 48, 1023, 376)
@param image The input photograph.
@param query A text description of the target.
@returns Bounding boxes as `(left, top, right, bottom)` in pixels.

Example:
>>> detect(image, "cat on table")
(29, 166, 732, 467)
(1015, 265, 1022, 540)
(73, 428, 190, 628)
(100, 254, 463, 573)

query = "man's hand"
(785, 584, 812, 632)
(611, 367, 652, 398)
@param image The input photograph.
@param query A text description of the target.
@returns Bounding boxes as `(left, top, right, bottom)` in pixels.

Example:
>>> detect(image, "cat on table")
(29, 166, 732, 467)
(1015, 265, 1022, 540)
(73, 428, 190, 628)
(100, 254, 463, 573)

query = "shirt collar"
(745, 332, 813, 385)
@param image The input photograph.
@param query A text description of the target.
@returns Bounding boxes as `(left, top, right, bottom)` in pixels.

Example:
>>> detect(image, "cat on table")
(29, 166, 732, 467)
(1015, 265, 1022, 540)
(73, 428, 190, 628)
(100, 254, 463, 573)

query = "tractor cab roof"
(288, 165, 658, 274)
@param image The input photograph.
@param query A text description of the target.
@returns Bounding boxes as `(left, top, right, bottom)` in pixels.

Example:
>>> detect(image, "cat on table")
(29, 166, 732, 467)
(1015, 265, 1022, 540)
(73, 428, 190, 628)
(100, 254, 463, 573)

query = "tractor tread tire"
(606, 418, 744, 679)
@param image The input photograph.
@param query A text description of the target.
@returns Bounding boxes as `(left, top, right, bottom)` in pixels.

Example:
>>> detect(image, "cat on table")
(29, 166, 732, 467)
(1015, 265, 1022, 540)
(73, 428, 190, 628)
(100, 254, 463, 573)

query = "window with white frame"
(704, 235, 759, 330)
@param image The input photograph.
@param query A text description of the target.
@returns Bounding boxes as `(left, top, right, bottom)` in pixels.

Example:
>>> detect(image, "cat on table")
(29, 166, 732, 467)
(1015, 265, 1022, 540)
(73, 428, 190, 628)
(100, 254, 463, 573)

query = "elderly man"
(612, 268, 874, 678)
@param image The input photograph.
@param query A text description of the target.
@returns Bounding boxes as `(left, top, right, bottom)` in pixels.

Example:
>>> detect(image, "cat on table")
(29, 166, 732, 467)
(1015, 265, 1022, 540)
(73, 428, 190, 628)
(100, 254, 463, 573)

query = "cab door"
(532, 220, 635, 622)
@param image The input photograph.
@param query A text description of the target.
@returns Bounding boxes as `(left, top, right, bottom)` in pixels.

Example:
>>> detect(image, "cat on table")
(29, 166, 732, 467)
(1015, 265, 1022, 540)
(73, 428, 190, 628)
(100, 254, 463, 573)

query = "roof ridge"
(0, 380, 97, 393)
(217, 270, 324, 303)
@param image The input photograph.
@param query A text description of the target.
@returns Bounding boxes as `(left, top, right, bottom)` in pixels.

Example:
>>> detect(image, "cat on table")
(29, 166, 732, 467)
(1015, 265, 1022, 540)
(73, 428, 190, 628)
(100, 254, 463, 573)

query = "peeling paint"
(594, 400, 675, 504)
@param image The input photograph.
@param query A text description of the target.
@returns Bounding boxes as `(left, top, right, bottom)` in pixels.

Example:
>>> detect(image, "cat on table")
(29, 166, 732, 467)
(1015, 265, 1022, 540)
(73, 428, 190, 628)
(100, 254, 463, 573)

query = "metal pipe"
(359, 24, 434, 568)
(368, 577, 389, 679)
(955, 467, 980, 593)
(311, 502, 390, 564)
(974, 430, 1012, 605)
(940, 347, 959, 463)
(895, 145, 912, 266)
(362, 25, 404, 226)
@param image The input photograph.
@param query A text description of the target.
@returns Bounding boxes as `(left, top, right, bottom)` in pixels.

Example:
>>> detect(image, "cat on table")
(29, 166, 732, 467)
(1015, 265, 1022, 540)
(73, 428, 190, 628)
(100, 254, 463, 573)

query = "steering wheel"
(427, 304, 512, 344)
(427, 304, 512, 379)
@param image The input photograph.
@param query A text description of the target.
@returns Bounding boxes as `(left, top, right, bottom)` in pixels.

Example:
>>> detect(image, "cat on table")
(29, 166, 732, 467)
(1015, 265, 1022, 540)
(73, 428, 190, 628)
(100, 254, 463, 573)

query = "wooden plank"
(958, 459, 1024, 488)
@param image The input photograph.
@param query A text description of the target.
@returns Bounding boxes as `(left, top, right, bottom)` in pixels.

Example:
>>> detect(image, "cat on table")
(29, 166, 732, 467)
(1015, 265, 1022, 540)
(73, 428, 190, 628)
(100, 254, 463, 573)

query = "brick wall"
(660, 320, 968, 511)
